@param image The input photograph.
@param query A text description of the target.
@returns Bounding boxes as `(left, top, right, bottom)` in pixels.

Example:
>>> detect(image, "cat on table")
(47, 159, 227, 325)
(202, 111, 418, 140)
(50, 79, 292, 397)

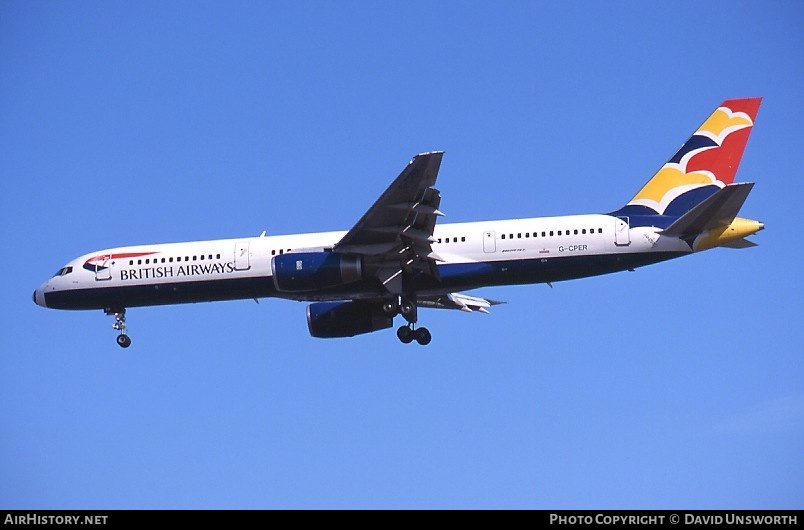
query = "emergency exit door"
(483, 231, 496, 253)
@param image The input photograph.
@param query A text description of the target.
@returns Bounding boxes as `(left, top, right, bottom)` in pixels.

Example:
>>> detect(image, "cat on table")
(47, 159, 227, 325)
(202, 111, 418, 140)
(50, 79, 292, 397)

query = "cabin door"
(483, 231, 496, 253)
(615, 217, 631, 246)
(95, 254, 112, 281)
(234, 241, 250, 270)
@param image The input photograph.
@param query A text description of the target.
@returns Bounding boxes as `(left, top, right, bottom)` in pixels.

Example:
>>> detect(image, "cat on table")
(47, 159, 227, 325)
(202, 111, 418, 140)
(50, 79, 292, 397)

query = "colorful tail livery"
(622, 98, 762, 217)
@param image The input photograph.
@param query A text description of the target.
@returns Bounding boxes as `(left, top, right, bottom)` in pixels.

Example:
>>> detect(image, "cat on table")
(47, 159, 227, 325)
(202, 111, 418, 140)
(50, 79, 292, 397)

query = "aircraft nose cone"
(33, 285, 47, 308)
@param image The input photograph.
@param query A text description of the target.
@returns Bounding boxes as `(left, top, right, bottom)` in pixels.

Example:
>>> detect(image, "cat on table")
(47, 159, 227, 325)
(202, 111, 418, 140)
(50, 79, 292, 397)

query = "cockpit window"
(53, 266, 73, 277)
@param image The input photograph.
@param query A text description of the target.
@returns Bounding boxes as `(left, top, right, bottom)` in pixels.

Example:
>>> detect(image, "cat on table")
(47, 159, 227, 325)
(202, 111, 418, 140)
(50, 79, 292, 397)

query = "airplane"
(33, 98, 764, 347)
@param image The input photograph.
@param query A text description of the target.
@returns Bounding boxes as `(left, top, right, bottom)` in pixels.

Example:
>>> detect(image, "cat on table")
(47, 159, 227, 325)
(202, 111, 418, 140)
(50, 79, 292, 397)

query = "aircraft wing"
(333, 152, 445, 293)
(417, 292, 505, 313)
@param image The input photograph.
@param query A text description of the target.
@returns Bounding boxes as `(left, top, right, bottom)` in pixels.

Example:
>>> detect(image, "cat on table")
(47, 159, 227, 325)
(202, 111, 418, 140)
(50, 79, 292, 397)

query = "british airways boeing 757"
(34, 98, 764, 347)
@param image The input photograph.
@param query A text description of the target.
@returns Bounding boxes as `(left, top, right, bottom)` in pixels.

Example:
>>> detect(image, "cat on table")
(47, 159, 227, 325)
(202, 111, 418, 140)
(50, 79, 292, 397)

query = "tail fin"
(618, 98, 762, 217)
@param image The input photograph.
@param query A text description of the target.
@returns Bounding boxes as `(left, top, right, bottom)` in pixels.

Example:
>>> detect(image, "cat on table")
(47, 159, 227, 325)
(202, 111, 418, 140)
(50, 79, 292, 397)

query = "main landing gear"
(383, 296, 432, 346)
(106, 307, 131, 348)
(396, 325, 432, 346)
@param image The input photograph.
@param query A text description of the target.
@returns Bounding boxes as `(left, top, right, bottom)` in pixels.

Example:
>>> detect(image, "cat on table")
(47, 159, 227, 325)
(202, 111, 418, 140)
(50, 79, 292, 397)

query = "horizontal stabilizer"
(662, 183, 754, 238)
(720, 237, 758, 249)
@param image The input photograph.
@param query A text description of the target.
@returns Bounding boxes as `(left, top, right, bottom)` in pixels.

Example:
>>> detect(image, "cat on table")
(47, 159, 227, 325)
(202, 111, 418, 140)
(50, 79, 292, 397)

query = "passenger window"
(216, 254, 221, 259)
(200, 255, 205, 260)
(582, 229, 586, 234)
(461, 237, 466, 242)
(129, 260, 134, 266)
(138, 260, 142, 265)
(557, 231, 562, 236)
(574, 229, 578, 235)
(501, 234, 506, 239)
(525, 233, 529, 238)
(517, 233, 521, 238)
(169, 257, 174, 263)
(271, 250, 276, 256)
(598, 228, 603, 233)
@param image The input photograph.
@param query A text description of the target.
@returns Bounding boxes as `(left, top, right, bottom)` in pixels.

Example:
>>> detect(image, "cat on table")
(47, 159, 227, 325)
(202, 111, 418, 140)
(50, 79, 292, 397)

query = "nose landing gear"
(106, 307, 131, 348)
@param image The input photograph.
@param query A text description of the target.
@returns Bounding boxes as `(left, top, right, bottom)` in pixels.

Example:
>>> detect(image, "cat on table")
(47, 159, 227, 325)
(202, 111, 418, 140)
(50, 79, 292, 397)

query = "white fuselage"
(34, 213, 690, 311)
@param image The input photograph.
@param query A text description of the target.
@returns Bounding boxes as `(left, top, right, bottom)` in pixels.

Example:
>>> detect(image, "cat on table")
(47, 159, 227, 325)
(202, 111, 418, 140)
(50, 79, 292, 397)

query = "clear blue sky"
(2, 1, 801, 509)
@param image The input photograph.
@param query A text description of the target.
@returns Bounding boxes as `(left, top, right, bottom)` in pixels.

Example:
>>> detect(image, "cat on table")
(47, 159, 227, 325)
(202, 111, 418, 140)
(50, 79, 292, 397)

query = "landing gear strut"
(106, 307, 131, 348)
(387, 296, 431, 346)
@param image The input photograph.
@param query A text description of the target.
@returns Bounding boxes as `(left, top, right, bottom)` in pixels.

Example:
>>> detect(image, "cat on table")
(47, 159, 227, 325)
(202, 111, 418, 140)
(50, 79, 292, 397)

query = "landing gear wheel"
(116, 334, 132, 348)
(414, 327, 431, 346)
(397, 325, 414, 344)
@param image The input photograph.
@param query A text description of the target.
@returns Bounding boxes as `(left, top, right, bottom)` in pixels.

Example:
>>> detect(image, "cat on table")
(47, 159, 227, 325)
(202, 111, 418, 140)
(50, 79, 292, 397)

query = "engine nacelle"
(306, 301, 393, 338)
(272, 252, 363, 292)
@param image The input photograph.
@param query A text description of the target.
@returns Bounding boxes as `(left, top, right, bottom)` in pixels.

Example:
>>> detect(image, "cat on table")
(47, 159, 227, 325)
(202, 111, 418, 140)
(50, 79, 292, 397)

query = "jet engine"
(306, 301, 393, 338)
(272, 252, 363, 292)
